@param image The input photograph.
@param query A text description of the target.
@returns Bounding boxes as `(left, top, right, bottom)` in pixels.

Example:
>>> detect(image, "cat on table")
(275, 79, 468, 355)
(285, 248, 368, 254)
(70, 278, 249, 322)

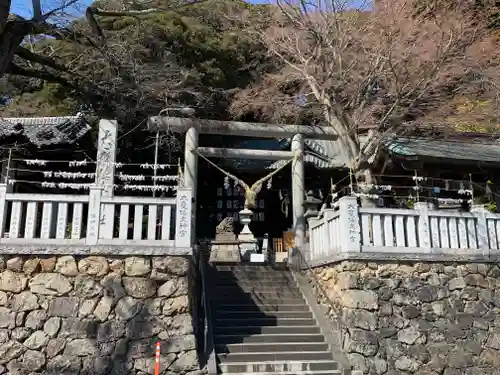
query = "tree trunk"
(0, 0, 11, 34)
(0, 21, 31, 79)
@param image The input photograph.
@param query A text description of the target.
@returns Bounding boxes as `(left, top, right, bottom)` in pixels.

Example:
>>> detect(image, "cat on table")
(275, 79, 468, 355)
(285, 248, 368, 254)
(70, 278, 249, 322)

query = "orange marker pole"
(154, 341, 161, 375)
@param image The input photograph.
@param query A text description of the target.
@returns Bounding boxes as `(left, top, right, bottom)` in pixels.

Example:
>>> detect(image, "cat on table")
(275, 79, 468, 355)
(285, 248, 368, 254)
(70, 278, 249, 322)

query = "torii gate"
(148, 116, 338, 251)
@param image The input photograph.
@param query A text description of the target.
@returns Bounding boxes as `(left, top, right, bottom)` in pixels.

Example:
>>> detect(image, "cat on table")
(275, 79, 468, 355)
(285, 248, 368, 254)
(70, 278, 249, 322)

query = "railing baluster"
(383, 215, 394, 247)
(439, 217, 449, 248)
(41, 202, 54, 239)
(467, 218, 478, 249)
(161, 205, 171, 240)
(449, 218, 459, 249)
(395, 215, 405, 247)
(56, 203, 68, 239)
(9, 201, 22, 239)
(458, 217, 468, 248)
(100, 203, 115, 239)
(148, 205, 157, 240)
(119, 204, 129, 239)
(496, 220, 500, 250)
(372, 215, 382, 246)
(361, 214, 370, 246)
(335, 217, 340, 252)
(25, 202, 38, 239)
(133, 204, 143, 240)
(72, 203, 83, 239)
(488, 218, 498, 250)
(429, 216, 440, 248)
(0, 185, 7, 238)
(406, 216, 417, 247)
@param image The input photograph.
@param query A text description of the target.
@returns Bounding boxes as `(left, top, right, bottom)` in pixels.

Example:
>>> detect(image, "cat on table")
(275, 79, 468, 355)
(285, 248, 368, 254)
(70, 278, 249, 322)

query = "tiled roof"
(268, 137, 370, 169)
(214, 132, 500, 171)
(386, 137, 500, 163)
(0, 115, 91, 147)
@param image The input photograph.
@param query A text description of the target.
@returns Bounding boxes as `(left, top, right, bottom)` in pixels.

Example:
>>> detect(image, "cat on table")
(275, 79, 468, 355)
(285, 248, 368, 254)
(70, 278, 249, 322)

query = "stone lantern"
(303, 190, 322, 219)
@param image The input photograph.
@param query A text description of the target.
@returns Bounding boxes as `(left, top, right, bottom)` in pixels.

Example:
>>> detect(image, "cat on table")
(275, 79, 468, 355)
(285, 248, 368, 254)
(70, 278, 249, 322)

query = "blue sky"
(11, 0, 272, 18)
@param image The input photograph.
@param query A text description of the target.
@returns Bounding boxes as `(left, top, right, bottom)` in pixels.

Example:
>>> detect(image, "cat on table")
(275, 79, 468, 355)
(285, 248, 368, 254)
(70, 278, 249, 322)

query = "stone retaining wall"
(0, 254, 201, 375)
(313, 261, 500, 375)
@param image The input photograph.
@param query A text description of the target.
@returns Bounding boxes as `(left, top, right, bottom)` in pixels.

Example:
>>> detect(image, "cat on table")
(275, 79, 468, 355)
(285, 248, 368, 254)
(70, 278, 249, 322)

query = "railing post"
(338, 196, 361, 253)
(175, 188, 193, 248)
(95, 119, 118, 239)
(0, 184, 7, 239)
(86, 186, 103, 245)
(307, 216, 321, 261)
(414, 202, 431, 251)
(471, 204, 489, 253)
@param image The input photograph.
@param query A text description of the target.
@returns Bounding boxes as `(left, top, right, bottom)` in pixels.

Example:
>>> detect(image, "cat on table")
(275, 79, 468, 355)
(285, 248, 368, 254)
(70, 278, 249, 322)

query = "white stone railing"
(0, 184, 193, 249)
(309, 210, 341, 260)
(307, 196, 500, 262)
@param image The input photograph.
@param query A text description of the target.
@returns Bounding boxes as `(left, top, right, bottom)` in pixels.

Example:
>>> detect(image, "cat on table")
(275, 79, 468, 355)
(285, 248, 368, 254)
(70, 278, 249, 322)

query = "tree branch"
(32, 0, 42, 20)
(0, 19, 34, 77)
(85, 0, 210, 38)
(0, 0, 11, 34)
(6, 62, 71, 86)
(15, 46, 71, 73)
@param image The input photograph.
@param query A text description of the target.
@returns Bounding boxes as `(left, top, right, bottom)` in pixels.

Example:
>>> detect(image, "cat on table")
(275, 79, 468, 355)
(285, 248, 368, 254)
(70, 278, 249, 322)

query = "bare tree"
(231, 0, 488, 184)
(0, 0, 84, 81)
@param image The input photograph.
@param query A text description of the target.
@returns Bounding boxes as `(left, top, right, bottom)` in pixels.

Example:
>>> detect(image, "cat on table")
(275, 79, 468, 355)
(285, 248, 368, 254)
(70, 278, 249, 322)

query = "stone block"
(312, 260, 500, 375)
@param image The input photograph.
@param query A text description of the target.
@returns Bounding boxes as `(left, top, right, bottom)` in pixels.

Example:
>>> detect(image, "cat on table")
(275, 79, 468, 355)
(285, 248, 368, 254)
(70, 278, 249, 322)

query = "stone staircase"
(209, 264, 346, 375)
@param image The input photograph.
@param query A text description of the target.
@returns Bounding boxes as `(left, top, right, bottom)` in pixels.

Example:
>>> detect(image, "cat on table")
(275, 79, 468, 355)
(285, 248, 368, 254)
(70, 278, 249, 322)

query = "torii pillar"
(291, 133, 305, 252)
(183, 127, 199, 241)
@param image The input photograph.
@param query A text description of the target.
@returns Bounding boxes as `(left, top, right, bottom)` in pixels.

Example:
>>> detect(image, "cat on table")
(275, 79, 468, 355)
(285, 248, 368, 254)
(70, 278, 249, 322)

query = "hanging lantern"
(223, 176, 230, 190)
(267, 176, 272, 190)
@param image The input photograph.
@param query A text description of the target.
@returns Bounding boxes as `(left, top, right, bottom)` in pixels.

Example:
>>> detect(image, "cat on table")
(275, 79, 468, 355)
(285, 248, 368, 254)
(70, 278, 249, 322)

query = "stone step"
(215, 275, 293, 283)
(216, 265, 288, 271)
(215, 317, 317, 327)
(218, 351, 334, 363)
(216, 342, 329, 353)
(218, 359, 339, 373)
(215, 333, 327, 345)
(213, 325, 321, 335)
(212, 277, 297, 287)
(216, 271, 290, 276)
(215, 287, 298, 293)
(213, 299, 305, 306)
(214, 284, 297, 291)
(214, 304, 310, 312)
(216, 268, 289, 274)
(214, 291, 303, 299)
(214, 284, 299, 291)
(212, 297, 305, 305)
(215, 311, 313, 319)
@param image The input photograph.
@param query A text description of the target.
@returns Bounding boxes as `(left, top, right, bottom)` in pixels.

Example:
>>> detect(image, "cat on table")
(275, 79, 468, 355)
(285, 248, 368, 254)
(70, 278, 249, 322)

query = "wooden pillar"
(291, 133, 305, 251)
(95, 119, 118, 239)
(183, 127, 198, 239)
